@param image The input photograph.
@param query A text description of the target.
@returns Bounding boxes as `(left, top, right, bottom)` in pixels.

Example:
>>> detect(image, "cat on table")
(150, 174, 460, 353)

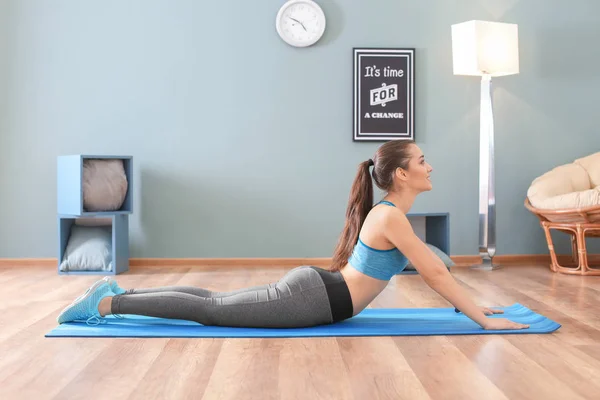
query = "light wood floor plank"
(392, 336, 509, 400)
(129, 338, 224, 400)
(574, 345, 600, 362)
(506, 335, 600, 399)
(277, 338, 353, 400)
(52, 339, 170, 400)
(449, 335, 586, 400)
(200, 338, 283, 400)
(337, 336, 431, 400)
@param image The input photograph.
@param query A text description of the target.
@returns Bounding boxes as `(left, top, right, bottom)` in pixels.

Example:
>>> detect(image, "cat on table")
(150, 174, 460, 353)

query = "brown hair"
(330, 139, 416, 272)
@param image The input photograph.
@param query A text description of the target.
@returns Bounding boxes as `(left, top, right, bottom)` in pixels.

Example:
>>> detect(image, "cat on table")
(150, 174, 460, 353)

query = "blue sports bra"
(347, 200, 409, 280)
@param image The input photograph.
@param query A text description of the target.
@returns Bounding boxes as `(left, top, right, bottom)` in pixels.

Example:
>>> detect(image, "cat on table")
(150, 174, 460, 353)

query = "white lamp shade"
(451, 20, 519, 77)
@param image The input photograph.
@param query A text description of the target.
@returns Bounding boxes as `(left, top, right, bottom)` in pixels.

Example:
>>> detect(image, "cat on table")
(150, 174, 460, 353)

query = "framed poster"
(353, 48, 415, 141)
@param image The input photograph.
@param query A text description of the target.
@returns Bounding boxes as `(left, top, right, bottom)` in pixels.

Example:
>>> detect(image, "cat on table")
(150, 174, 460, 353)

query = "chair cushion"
(527, 155, 600, 210)
(529, 187, 600, 210)
(575, 151, 600, 188)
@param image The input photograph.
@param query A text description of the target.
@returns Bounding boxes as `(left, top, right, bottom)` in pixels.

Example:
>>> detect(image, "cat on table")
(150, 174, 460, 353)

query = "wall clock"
(276, 0, 326, 47)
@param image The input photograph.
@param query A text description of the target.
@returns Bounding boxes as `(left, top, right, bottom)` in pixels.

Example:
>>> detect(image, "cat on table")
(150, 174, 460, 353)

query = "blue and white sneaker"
(63, 278, 106, 307)
(102, 276, 127, 295)
(57, 280, 115, 325)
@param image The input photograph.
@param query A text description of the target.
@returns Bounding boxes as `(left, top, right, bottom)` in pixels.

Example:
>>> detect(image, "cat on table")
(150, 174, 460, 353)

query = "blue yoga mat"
(45, 303, 560, 338)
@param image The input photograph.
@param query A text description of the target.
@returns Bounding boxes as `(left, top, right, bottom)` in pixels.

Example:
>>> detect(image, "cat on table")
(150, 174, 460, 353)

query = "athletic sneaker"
(63, 277, 107, 307)
(57, 280, 115, 325)
(102, 276, 127, 295)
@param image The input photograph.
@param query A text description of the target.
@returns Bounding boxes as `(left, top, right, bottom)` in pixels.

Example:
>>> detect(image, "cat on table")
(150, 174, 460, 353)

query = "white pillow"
(83, 159, 128, 212)
(59, 225, 113, 272)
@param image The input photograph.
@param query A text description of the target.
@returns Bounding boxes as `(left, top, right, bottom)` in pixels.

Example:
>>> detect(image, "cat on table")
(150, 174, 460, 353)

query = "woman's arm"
(382, 209, 490, 328)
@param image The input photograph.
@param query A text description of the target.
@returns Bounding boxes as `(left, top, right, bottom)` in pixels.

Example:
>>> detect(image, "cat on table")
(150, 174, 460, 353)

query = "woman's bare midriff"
(339, 263, 390, 316)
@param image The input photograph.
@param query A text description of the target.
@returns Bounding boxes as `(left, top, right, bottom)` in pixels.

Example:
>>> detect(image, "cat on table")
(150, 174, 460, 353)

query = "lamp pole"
(472, 73, 500, 270)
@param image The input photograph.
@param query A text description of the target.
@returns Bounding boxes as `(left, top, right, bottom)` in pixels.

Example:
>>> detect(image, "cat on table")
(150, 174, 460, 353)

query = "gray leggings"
(110, 266, 353, 328)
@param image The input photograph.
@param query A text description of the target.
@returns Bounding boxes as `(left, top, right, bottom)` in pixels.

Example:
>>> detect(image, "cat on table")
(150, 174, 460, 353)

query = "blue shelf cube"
(407, 212, 450, 255)
(397, 212, 450, 275)
(58, 214, 130, 275)
(57, 155, 133, 216)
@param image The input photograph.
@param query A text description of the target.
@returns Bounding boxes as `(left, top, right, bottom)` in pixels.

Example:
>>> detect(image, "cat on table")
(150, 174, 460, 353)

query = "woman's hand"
(482, 318, 530, 330)
(454, 306, 504, 315)
(481, 307, 504, 316)
(455, 307, 528, 330)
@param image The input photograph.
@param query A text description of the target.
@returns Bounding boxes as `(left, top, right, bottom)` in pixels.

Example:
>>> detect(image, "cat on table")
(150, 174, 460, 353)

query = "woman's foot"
(57, 280, 114, 325)
(102, 276, 127, 295)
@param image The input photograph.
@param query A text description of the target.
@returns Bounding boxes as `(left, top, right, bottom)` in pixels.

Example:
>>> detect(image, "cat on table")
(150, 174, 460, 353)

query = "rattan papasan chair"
(525, 151, 600, 275)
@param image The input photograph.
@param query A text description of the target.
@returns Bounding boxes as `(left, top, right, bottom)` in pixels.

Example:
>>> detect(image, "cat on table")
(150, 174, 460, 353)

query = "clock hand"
(289, 17, 307, 31)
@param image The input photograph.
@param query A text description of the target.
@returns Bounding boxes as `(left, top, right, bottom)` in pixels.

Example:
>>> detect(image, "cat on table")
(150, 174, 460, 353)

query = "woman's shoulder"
(369, 203, 411, 233)
(370, 202, 405, 219)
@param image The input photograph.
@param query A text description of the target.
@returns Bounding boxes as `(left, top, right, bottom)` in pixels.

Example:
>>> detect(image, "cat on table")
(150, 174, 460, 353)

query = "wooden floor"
(1, 263, 600, 400)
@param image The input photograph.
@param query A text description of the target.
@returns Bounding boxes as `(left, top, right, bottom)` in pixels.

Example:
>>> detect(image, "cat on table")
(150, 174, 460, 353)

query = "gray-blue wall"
(1, 0, 599, 258)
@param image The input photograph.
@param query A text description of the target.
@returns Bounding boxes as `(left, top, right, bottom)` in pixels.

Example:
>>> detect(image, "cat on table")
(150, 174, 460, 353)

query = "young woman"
(58, 140, 529, 331)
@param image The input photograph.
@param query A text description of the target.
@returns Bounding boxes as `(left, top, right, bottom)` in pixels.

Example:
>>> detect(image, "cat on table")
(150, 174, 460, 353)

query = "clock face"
(276, 0, 326, 47)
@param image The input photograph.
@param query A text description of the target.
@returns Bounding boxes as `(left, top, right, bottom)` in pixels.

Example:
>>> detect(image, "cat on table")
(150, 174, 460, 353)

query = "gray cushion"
(404, 243, 455, 271)
(83, 159, 128, 212)
(59, 225, 113, 272)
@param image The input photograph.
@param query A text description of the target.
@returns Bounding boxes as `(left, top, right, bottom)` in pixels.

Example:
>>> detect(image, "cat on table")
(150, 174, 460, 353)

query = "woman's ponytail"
(330, 159, 374, 271)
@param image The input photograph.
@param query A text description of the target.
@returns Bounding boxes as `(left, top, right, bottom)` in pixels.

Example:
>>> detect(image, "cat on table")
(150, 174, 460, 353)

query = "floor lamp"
(451, 20, 519, 270)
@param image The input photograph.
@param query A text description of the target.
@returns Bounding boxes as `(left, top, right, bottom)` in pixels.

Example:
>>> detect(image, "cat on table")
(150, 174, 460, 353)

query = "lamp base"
(470, 256, 501, 271)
